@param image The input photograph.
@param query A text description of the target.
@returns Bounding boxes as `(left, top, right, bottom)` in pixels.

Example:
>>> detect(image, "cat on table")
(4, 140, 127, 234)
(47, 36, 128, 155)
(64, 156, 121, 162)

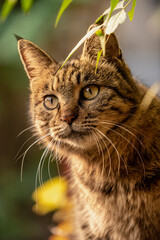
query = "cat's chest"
(70, 155, 160, 239)
(75, 182, 140, 238)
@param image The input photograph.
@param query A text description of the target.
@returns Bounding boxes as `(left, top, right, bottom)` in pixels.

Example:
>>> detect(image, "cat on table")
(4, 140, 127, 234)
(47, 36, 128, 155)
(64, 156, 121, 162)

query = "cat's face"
(17, 28, 139, 152)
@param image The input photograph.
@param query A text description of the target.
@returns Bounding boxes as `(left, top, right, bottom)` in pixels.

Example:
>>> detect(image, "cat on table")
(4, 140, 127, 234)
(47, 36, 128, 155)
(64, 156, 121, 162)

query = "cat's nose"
(60, 107, 78, 124)
(61, 114, 77, 124)
(61, 106, 78, 124)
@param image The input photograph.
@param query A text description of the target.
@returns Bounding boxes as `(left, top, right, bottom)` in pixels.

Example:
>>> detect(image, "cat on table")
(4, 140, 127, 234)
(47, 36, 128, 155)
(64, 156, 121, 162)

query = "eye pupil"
(87, 88, 92, 95)
(82, 85, 99, 100)
(50, 97, 53, 104)
(43, 95, 58, 110)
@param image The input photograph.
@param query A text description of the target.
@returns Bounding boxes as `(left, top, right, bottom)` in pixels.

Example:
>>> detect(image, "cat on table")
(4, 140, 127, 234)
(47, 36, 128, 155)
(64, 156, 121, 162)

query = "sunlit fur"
(17, 26, 160, 240)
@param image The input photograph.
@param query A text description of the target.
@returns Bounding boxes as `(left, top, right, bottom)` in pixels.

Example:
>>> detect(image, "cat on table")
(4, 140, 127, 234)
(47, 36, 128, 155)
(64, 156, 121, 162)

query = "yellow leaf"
(32, 177, 68, 215)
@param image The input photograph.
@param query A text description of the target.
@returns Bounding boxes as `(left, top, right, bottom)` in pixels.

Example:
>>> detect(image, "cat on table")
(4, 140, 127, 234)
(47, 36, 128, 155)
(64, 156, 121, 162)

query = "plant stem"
(123, 0, 132, 10)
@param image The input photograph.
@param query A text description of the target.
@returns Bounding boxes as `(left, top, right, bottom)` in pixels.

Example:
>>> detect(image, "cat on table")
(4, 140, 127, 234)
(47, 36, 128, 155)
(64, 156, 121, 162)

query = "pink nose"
(61, 114, 77, 124)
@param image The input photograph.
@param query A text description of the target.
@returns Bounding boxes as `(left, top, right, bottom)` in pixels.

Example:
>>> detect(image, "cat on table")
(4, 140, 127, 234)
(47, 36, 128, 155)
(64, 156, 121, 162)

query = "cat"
(16, 25, 160, 240)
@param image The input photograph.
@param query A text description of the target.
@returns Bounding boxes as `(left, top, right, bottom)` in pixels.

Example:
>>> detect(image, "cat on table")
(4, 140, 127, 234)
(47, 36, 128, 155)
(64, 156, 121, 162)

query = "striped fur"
(17, 28, 160, 240)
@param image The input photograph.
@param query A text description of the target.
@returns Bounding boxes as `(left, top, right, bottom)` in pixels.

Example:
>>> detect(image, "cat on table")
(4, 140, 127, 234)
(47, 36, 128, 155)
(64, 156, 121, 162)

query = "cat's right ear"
(16, 36, 58, 80)
(81, 25, 122, 64)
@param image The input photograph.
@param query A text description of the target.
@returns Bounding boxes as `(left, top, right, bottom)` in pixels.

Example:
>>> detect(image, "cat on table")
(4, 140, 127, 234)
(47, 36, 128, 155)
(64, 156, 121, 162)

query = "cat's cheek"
(34, 119, 47, 137)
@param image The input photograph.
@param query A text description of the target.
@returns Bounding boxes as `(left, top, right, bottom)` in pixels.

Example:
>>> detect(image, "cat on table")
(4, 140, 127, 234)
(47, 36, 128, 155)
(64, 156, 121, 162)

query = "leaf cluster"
(59, 0, 137, 69)
(0, 0, 34, 20)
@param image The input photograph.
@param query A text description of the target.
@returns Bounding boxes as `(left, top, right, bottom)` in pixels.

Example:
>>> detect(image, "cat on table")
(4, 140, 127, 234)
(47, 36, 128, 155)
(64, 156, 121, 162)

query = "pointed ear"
(17, 38, 58, 80)
(82, 25, 122, 63)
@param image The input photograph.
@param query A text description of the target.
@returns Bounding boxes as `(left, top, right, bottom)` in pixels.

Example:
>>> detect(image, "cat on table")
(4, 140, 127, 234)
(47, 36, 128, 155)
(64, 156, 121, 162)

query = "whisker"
(48, 144, 55, 181)
(39, 138, 55, 188)
(91, 130, 101, 156)
(14, 132, 39, 163)
(34, 139, 55, 210)
(39, 144, 52, 187)
(15, 127, 52, 163)
(98, 121, 145, 148)
(20, 132, 51, 182)
(34, 147, 49, 211)
(101, 125, 145, 177)
(36, 147, 49, 189)
(92, 129, 107, 179)
(17, 125, 36, 137)
(93, 128, 122, 175)
(55, 140, 62, 182)
(92, 129, 112, 182)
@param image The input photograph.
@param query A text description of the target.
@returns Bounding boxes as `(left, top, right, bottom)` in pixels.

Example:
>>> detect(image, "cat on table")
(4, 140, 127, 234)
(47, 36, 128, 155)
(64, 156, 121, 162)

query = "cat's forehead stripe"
(54, 66, 81, 90)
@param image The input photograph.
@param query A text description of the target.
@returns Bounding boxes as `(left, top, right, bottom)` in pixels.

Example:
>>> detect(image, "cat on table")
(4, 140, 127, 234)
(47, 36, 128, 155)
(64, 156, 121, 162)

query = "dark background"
(0, 0, 160, 239)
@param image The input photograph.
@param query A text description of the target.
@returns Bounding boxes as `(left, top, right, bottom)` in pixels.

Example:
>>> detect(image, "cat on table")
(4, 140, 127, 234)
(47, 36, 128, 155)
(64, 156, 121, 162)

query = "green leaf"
(95, 14, 105, 25)
(109, 0, 119, 17)
(60, 24, 102, 69)
(21, 0, 34, 13)
(54, 0, 72, 28)
(95, 50, 102, 74)
(1, 0, 18, 20)
(96, 29, 104, 37)
(127, 0, 136, 21)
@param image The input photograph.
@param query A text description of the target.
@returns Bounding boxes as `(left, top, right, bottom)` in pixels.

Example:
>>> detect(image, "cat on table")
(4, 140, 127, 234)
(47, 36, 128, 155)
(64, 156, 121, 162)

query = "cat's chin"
(56, 131, 94, 150)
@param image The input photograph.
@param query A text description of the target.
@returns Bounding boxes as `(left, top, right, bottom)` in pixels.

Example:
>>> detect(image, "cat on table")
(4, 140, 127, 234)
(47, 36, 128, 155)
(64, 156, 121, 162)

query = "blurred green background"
(0, 0, 160, 239)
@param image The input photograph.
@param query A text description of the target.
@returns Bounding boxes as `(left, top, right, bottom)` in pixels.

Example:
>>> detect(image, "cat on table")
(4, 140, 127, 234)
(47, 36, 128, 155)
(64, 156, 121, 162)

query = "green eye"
(82, 85, 99, 100)
(43, 95, 58, 110)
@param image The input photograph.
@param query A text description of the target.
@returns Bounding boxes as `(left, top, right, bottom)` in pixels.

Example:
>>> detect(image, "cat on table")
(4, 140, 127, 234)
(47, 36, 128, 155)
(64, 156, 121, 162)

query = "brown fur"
(17, 27, 160, 240)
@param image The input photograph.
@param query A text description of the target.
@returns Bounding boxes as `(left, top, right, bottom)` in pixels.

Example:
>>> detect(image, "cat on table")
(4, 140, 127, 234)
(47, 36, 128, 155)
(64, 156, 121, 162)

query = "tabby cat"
(17, 25, 160, 240)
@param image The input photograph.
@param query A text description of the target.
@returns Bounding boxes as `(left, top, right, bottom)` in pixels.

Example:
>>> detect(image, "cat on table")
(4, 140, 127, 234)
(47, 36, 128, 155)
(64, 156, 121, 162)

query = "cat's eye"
(43, 95, 59, 110)
(81, 85, 99, 100)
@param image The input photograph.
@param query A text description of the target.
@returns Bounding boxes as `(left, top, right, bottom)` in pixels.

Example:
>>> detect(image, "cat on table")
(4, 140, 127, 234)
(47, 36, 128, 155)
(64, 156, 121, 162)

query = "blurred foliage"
(1, 0, 34, 20)
(20, 0, 34, 13)
(54, 0, 73, 28)
(0, 0, 59, 64)
(1, 0, 18, 20)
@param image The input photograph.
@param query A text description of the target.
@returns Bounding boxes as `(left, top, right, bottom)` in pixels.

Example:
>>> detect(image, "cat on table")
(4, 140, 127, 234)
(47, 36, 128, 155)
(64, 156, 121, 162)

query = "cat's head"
(17, 26, 140, 152)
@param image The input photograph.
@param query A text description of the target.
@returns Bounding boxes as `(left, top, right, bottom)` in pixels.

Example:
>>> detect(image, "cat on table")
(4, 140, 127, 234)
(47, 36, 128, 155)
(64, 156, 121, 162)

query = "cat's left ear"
(81, 25, 123, 64)
(16, 36, 58, 80)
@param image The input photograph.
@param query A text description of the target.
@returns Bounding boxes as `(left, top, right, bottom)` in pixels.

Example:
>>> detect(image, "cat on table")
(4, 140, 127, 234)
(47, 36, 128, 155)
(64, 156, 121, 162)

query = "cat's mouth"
(51, 124, 91, 146)
(59, 125, 89, 139)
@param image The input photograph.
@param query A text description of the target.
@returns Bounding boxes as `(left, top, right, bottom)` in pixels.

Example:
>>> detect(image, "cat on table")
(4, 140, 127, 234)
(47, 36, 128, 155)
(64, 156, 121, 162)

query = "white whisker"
(55, 140, 62, 182)
(48, 143, 55, 181)
(34, 139, 55, 209)
(15, 127, 52, 163)
(99, 121, 145, 148)
(17, 125, 36, 137)
(101, 125, 145, 177)
(92, 129, 112, 181)
(14, 133, 38, 163)
(39, 145, 51, 187)
(36, 147, 49, 189)
(91, 130, 101, 156)
(92, 130, 105, 178)
(93, 128, 122, 175)
(20, 132, 51, 182)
